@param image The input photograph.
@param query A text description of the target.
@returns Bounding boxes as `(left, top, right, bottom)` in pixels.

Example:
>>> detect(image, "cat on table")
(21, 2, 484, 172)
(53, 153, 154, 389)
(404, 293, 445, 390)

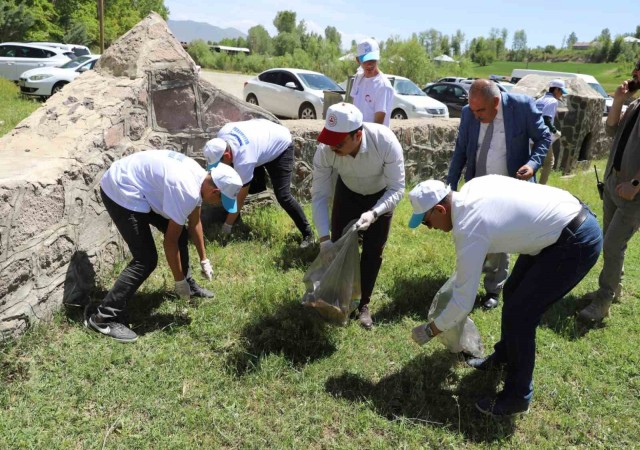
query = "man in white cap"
(312, 102, 405, 328)
(535, 79, 567, 184)
(203, 119, 314, 248)
(350, 37, 394, 127)
(407, 175, 602, 417)
(88, 150, 243, 342)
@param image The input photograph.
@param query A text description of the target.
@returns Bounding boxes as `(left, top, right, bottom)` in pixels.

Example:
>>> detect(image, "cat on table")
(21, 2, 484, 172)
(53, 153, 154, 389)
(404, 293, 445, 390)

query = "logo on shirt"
(327, 113, 338, 128)
(365, 94, 372, 104)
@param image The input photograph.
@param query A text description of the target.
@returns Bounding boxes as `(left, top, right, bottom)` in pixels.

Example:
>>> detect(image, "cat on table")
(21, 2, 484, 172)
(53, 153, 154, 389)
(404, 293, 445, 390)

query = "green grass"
(0, 79, 41, 137)
(470, 61, 628, 94)
(1, 162, 638, 448)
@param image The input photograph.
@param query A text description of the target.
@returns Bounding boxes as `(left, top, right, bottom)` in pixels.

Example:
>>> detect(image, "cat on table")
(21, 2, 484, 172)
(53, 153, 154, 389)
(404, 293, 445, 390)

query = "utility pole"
(98, 0, 104, 53)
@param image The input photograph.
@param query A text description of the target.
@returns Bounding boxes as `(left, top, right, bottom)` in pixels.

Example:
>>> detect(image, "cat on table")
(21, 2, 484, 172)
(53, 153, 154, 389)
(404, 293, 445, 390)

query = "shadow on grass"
(325, 351, 516, 443)
(226, 301, 337, 376)
(540, 294, 595, 340)
(375, 274, 449, 323)
(275, 240, 318, 271)
(65, 289, 191, 337)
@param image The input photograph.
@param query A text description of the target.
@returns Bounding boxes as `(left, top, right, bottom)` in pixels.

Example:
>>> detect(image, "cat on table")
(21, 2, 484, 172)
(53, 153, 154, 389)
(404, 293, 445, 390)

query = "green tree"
(567, 32, 578, 48)
(247, 24, 272, 55)
(23, 0, 62, 41)
(512, 29, 527, 61)
(324, 26, 341, 48)
(273, 10, 296, 34)
(272, 31, 300, 56)
(0, 0, 34, 41)
(450, 29, 465, 57)
(608, 36, 624, 62)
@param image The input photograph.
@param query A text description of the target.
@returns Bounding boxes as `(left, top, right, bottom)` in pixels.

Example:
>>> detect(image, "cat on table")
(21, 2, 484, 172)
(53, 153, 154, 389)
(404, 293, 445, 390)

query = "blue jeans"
(492, 211, 603, 402)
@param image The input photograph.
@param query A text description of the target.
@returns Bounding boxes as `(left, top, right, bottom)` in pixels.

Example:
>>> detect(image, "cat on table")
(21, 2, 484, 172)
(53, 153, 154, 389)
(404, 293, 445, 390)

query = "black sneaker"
(475, 394, 529, 418)
(300, 234, 315, 249)
(86, 314, 138, 343)
(187, 277, 214, 298)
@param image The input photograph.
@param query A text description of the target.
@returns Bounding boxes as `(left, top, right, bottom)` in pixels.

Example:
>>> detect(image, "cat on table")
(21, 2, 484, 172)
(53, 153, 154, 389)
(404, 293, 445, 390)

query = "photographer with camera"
(579, 59, 640, 322)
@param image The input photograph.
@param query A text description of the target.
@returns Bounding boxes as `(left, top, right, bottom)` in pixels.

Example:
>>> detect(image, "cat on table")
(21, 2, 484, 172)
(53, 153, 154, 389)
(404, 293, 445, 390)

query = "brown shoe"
(578, 297, 612, 322)
(358, 305, 373, 329)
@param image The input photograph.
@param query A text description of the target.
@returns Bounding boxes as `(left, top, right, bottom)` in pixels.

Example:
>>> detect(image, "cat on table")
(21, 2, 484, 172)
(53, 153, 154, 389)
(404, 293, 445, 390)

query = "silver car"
(0, 42, 74, 81)
(243, 68, 345, 119)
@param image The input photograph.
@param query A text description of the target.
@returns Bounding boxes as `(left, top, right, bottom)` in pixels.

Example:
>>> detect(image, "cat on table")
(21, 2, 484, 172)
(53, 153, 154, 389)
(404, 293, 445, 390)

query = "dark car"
(423, 82, 469, 118)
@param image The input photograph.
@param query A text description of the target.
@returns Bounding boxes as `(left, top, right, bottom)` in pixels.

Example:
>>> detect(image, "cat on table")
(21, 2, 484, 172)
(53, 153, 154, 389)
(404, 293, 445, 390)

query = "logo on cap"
(327, 113, 338, 128)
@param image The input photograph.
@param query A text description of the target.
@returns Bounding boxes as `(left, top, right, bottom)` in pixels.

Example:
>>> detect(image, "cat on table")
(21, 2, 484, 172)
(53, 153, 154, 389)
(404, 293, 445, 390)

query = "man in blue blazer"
(447, 79, 552, 309)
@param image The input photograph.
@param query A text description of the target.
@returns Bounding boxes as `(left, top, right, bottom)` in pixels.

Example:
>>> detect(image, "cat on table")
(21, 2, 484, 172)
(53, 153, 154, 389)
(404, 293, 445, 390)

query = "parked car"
(18, 54, 100, 98)
(423, 82, 470, 118)
(0, 42, 74, 81)
(243, 68, 345, 119)
(386, 74, 449, 119)
(28, 42, 91, 57)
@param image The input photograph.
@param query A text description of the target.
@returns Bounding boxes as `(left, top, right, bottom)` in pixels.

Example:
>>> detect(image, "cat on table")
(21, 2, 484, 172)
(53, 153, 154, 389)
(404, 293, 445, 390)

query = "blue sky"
(165, 0, 637, 51)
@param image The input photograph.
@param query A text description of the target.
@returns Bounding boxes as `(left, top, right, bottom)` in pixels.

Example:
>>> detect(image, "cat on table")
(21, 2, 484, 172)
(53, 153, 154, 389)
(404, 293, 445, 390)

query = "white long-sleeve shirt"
(311, 123, 405, 238)
(434, 175, 582, 332)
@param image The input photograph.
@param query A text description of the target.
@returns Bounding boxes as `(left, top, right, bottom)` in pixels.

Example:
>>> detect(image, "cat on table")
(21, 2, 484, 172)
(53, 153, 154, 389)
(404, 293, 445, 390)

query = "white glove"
(200, 259, 213, 281)
(355, 211, 376, 231)
(552, 130, 562, 142)
(175, 279, 191, 300)
(221, 223, 233, 235)
(411, 323, 434, 346)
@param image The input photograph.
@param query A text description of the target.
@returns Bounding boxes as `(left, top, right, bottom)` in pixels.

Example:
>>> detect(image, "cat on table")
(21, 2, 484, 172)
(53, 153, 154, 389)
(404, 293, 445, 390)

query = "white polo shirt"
(101, 150, 206, 226)
(351, 69, 394, 127)
(433, 175, 582, 332)
(311, 123, 405, 237)
(217, 119, 292, 185)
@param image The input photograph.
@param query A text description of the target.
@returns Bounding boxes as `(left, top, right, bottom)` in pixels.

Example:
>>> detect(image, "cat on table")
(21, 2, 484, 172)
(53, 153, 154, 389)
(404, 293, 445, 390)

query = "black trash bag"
(301, 221, 361, 325)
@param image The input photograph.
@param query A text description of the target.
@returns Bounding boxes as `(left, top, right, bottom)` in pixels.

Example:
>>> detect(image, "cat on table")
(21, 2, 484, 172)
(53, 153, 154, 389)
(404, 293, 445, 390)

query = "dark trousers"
(492, 211, 602, 401)
(331, 177, 392, 308)
(98, 188, 189, 321)
(258, 144, 312, 237)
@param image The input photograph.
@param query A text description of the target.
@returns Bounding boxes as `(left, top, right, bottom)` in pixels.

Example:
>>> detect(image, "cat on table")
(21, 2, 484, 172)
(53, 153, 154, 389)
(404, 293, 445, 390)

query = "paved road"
(198, 70, 252, 101)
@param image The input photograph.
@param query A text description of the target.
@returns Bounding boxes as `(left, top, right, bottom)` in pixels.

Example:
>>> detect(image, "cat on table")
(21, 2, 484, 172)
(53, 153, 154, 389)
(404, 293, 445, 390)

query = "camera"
(627, 78, 640, 93)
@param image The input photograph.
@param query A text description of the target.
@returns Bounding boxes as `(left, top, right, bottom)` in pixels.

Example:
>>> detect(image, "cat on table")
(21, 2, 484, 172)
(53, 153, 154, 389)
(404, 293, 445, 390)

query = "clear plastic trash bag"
(301, 222, 361, 325)
(427, 272, 484, 357)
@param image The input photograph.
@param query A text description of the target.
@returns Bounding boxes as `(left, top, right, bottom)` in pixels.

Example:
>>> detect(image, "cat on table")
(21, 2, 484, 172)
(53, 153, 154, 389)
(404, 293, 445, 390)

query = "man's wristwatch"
(632, 179, 639, 188)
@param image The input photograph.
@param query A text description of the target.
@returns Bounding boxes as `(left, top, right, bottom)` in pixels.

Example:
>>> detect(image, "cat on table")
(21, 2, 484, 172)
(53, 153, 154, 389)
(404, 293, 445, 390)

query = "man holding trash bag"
(312, 102, 405, 329)
(408, 176, 602, 417)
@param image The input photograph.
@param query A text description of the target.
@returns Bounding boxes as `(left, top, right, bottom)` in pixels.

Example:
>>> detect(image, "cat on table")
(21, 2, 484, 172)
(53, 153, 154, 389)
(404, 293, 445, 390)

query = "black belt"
(559, 206, 590, 240)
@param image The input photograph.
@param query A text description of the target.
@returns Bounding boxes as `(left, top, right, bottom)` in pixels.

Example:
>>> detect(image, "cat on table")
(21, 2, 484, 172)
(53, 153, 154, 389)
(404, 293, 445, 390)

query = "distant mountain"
(167, 20, 246, 44)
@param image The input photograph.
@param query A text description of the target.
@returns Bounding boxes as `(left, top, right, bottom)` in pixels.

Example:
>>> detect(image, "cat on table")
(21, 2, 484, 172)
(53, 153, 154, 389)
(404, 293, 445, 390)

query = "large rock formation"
(511, 75, 605, 173)
(0, 12, 274, 340)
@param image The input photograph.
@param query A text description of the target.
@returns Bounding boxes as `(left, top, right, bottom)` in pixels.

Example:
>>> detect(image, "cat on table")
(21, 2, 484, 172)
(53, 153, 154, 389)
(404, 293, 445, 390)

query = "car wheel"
(51, 82, 68, 96)
(246, 94, 259, 106)
(391, 109, 407, 120)
(298, 103, 316, 120)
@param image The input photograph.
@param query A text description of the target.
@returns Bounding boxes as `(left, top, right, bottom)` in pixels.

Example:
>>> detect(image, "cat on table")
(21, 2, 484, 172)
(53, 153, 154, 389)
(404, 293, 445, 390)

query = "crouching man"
(87, 150, 242, 342)
(408, 175, 602, 417)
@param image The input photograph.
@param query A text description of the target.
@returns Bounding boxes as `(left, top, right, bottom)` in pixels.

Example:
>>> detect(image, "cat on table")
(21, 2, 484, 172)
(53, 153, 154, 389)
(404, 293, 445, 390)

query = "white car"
(0, 42, 75, 81)
(386, 74, 449, 119)
(28, 42, 91, 57)
(243, 68, 345, 119)
(19, 55, 100, 98)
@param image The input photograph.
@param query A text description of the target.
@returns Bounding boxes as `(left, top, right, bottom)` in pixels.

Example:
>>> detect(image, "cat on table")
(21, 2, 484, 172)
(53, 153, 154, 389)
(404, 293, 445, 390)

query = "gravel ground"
(198, 70, 253, 101)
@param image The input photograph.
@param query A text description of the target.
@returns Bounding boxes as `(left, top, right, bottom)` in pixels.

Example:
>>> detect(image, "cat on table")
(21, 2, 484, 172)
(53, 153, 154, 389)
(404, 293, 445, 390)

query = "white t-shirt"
(433, 175, 582, 332)
(535, 92, 559, 118)
(217, 119, 292, 185)
(350, 70, 394, 127)
(311, 123, 405, 237)
(100, 150, 207, 226)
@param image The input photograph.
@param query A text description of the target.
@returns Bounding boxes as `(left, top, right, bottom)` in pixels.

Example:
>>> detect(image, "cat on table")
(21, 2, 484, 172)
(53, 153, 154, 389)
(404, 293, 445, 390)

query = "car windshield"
(59, 56, 92, 69)
(394, 78, 426, 96)
(588, 82, 609, 98)
(298, 73, 343, 91)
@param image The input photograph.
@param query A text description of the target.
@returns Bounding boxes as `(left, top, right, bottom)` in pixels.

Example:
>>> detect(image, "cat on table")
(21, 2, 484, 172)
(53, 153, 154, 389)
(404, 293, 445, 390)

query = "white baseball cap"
(210, 163, 242, 213)
(549, 79, 568, 94)
(317, 103, 363, 147)
(203, 138, 227, 170)
(357, 38, 380, 63)
(408, 180, 452, 228)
